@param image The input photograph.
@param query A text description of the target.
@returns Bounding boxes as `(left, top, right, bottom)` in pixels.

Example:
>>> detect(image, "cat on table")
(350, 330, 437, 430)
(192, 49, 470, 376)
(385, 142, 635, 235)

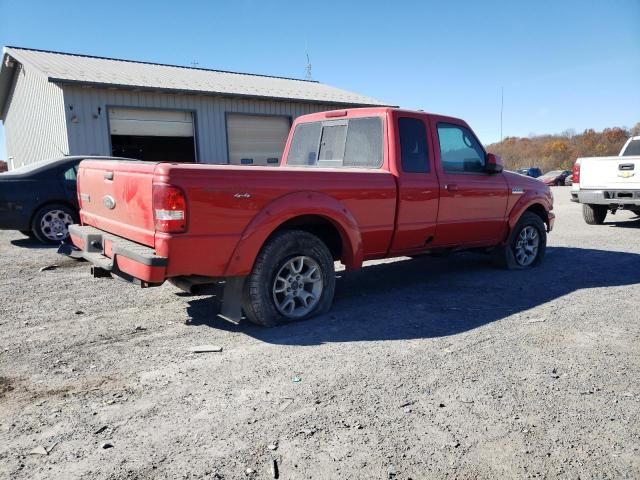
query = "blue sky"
(0, 0, 639, 159)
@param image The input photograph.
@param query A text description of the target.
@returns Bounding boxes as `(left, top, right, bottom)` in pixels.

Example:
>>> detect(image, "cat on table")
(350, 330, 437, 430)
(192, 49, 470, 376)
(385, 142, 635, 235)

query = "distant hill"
(486, 122, 640, 172)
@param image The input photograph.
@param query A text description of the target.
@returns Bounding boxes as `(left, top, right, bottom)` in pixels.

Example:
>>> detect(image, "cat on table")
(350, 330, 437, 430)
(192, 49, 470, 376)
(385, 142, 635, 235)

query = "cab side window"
(63, 165, 78, 181)
(399, 117, 429, 173)
(437, 123, 486, 173)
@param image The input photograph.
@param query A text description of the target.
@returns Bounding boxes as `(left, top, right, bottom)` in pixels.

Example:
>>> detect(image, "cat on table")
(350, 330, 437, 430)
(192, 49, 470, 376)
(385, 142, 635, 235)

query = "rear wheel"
(582, 204, 607, 225)
(496, 212, 546, 270)
(243, 230, 335, 327)
(31, 203, 77, 244)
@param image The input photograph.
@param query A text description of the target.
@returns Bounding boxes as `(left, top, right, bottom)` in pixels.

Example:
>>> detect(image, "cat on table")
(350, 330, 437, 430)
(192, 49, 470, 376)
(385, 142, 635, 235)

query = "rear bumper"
(64, 224, 167, 286)
(571, 189, 640, 207)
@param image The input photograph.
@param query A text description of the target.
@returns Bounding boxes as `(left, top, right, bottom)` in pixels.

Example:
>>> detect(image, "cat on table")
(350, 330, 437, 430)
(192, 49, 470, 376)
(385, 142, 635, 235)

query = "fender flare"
(507, 191, 552, 235)
(223, 191, 363, 277)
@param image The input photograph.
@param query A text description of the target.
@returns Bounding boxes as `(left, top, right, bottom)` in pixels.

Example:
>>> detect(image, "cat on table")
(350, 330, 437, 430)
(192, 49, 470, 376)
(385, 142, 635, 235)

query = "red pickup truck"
(64, 107, 554, 326)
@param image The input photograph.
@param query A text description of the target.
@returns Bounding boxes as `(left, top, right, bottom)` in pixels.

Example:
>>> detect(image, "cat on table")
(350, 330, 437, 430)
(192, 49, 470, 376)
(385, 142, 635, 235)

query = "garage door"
(108, 108, 196, 162)
(109, 108, 194, 137)
(226, 114, 290, 166)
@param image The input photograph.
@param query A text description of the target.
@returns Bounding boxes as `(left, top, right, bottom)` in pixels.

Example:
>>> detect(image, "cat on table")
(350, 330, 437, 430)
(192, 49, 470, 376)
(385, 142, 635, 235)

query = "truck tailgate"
(579, 156, 640, 190)
(77, 160, 157, 246)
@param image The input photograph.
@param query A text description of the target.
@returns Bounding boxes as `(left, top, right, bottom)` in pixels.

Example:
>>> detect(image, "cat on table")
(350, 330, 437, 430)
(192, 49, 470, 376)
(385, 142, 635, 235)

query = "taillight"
(153, 184, 187, 233)
(572, 161, 581, 184)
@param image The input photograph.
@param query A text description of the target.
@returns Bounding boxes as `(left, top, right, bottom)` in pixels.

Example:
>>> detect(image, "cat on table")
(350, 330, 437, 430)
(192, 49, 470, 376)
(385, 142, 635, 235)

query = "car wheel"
(31, 203, 78, 244)
(243, 230, 336, 327)
(496, 212, 547, 270)
(582, 204, 607, 225)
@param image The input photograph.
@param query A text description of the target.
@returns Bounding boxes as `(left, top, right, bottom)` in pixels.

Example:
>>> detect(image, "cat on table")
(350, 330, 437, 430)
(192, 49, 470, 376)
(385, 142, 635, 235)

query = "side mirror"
(485, 153, 503, 174)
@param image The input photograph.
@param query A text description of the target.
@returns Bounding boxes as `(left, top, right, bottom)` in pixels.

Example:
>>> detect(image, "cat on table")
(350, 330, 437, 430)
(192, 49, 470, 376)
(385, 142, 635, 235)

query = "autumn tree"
(487, 123, 637, 172)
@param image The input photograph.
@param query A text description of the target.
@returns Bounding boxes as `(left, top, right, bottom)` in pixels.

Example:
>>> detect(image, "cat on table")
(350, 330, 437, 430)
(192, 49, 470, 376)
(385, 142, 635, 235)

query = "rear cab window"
(286, 117, 383, 169)
(622, 139, 640, 156)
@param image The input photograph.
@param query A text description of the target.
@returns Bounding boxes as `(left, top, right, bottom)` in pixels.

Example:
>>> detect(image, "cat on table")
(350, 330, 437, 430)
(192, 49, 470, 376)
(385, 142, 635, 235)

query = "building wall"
(3, 66, 68, 168)
(62, 86, 344, 163)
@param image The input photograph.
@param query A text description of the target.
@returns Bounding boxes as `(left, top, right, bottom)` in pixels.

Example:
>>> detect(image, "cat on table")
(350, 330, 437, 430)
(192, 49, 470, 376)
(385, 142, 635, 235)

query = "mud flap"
(57, 242, 85, 260)
(217, 277, 245, 324)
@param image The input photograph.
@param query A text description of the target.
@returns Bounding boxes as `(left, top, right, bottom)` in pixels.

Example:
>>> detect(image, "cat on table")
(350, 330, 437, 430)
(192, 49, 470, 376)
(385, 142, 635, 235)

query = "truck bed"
(77, 160, 397, 278)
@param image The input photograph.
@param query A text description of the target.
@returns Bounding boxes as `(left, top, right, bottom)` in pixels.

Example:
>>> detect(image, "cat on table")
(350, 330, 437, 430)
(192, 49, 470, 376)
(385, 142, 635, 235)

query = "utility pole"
(191, 60, 199, 68)
(500, 86, 504, 142)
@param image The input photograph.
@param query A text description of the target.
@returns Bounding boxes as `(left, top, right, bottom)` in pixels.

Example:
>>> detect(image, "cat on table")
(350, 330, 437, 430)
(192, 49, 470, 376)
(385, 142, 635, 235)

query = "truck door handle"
(445, 183, 459, 192)
(104, 171, 114, 180)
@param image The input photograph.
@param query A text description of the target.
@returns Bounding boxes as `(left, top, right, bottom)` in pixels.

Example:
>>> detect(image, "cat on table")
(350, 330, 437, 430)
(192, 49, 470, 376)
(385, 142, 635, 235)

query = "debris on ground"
(291, 376, 302, 383)
(188, 345, 223, 353)
(94, 425, 108, 435)
(29, 446, 48, 455)
(270, 458, 279, 479)
(38, 264, 59, 272)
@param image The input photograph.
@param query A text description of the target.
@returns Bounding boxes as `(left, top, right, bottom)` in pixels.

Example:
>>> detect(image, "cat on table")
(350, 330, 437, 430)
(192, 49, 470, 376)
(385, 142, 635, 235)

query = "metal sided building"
(0, 46, 389, 169)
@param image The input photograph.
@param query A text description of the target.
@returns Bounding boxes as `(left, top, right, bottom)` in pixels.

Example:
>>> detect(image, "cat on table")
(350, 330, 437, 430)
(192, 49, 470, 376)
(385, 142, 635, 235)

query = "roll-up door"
(109, 108, 196, 162)
(226, 114, 290, 166)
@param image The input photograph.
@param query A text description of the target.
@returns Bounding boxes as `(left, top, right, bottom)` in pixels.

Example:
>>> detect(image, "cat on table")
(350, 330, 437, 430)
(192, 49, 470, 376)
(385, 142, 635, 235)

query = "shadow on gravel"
(605, 217, 640, 229)
(185, 247, 640, 345)
(10, 237, 58, 249)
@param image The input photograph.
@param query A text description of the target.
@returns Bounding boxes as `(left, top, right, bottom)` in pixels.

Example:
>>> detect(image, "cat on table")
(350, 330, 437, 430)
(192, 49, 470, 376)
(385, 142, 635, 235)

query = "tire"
(496, 212, 547, 270)
(582, 204, 607, 225)
(31, 203, 78, 244)
(243, 230, 336, 327)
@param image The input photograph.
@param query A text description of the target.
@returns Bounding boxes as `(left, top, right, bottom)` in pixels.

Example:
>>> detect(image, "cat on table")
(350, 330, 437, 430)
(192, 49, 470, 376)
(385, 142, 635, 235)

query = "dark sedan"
(0, 156, 126, 244)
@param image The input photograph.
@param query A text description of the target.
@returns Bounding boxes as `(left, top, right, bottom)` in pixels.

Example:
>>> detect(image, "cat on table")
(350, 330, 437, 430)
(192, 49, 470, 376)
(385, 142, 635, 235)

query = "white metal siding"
(62, 86, 345, 163)
(3, 65, 68, 168)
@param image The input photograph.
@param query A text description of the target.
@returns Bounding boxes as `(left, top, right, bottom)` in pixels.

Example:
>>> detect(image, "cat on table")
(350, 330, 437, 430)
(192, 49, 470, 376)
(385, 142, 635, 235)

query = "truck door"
(388, 113, 440, 254)
(429, 118, 508, 246)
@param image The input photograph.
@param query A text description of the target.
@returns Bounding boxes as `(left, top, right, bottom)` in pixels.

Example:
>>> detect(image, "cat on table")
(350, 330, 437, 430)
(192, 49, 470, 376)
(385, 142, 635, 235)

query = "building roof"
(0, 46, 390, 111)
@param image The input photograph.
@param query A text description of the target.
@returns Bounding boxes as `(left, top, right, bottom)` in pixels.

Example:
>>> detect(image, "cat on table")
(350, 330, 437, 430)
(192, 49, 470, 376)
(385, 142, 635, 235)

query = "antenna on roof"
(305, 52, 312, 81)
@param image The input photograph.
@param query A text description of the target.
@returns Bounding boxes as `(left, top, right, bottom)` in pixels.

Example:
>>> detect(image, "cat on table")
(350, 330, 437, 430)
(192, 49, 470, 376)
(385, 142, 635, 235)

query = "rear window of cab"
(286, 117, 383, 169)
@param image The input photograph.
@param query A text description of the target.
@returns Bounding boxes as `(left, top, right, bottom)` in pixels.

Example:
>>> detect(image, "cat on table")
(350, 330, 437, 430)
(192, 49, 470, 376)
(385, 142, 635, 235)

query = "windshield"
(542, 170, 562, 177)
(622, 139, 640, 156)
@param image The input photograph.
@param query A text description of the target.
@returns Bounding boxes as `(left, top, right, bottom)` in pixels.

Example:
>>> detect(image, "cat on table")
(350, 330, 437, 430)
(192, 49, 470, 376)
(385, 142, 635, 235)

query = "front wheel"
(243, 230, 336, 327)
(496, 212, 547, 270)
(31, 203, 77, 244)
(582, 204, 607, 225)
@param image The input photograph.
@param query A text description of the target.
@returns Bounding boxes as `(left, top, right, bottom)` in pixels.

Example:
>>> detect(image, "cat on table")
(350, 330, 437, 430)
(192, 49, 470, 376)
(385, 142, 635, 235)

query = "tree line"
(486, 122, 640, 172)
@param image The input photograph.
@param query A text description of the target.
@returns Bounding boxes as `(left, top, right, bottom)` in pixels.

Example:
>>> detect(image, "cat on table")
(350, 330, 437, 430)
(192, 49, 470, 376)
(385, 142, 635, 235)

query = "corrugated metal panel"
(3, 64, 67, 168)
(6, 47, 391, 107)
(63, 85, 346, 164)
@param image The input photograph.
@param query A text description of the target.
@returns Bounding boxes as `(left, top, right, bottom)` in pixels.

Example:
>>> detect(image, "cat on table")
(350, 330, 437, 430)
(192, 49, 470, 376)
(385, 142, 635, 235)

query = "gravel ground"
(0, 187, 639, 480)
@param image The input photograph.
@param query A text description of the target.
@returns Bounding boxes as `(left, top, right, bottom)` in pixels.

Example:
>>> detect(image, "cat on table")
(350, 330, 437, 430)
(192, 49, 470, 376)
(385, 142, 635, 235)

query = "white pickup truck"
(571, 136, 640, 224)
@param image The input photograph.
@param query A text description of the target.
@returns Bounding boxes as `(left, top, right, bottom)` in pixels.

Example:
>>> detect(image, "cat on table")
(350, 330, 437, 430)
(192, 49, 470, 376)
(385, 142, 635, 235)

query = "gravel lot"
(0, 187, 639, 480)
